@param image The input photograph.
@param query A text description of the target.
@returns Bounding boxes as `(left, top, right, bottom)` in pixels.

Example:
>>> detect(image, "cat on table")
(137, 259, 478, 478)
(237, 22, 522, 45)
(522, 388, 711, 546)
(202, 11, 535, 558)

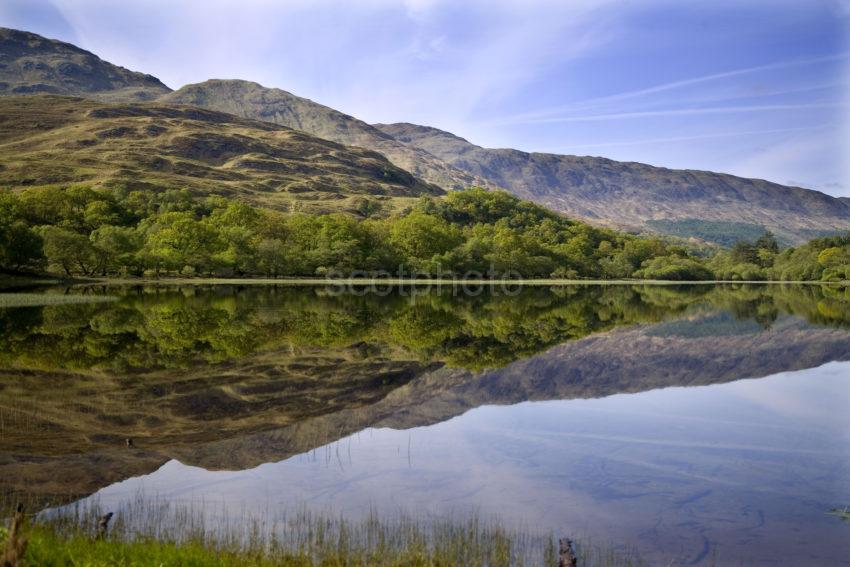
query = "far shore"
(3, 274, 849, 287)
(68, 276, 850, 286)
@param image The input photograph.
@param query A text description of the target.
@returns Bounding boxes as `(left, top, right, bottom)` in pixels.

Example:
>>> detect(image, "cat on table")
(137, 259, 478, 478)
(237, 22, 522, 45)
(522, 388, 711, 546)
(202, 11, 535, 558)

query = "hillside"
(0, 27, 170, 101)
(0, 96, 442, 214)
(162, 79, 484, 190)
(376, 123, 850, 244)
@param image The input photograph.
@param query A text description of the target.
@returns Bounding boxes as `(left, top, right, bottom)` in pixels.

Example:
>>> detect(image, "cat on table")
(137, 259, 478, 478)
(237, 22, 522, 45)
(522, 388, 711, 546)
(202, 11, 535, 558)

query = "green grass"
(22, 530, 649, 567)
(0, 293, 118, 308)
(26, 530, 290, 567)
(3, 497, 648, 567)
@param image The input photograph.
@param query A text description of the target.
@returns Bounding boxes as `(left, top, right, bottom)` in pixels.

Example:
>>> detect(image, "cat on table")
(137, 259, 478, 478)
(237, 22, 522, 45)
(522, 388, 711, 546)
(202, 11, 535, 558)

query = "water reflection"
(1, 283, 850, 564)
(2, 283, 849, 373)
(86, 362, 850, 566)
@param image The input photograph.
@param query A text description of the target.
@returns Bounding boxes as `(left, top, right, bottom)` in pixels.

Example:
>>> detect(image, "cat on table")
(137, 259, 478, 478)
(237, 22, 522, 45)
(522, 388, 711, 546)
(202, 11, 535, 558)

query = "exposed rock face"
(0, 27, 171, 101)
(162, 80, 485, 191)
(375, 123, 850, 244)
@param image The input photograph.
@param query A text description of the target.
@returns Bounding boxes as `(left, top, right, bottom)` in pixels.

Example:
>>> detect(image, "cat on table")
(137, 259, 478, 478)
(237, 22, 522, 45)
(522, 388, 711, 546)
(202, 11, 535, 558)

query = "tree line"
(708, 231, 850, 282)
(0, 185, 847, 281)
(0, 186, 711, 280)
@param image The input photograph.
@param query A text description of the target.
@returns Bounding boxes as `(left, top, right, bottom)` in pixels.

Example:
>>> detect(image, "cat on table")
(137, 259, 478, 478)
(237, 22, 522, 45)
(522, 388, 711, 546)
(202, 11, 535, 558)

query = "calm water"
(1, 283, 849, 565)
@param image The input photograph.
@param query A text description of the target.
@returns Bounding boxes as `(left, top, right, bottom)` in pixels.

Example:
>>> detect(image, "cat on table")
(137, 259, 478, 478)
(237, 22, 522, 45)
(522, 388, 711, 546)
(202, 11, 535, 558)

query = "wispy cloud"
(728, 130, 843, 190)
(503, 52, 850, 124)
(670, 80, 848, 107)
(543, 125, 827, 152)
(499, 103, 844, 125)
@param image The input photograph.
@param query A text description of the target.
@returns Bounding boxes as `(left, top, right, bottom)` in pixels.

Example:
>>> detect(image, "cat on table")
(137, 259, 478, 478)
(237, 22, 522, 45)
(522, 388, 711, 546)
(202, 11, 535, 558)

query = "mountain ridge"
(161, 79, 487, 191)
(376, 122, 850, 244)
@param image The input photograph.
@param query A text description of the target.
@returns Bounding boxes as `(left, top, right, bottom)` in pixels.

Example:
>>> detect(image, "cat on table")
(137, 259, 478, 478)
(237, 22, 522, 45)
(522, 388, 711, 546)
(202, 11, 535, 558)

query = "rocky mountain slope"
(161, 79, 484, 191)
(376, 123, 850, 244)
(0, 27, 170, 101)
(0, 96, 441, 214)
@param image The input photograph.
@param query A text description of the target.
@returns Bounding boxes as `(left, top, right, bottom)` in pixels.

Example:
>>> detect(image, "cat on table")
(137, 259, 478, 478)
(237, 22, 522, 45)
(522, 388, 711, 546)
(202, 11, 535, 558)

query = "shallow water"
(2, 283, 849, 565)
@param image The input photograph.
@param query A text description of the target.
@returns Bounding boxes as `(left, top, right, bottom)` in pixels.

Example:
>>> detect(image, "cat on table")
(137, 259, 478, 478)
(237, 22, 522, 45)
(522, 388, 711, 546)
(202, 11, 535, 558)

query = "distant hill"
(162, 79, 484, 191)
(0, 96, 442, 214)
(0, 27, 171, 101)
(375, 123, 850, 245)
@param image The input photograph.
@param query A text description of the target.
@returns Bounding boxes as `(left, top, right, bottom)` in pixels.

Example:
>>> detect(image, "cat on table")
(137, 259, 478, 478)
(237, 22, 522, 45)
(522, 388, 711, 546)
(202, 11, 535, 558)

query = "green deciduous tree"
(142, 212, 224, 274)
(389, 212, 462, 273)
(40, 226, 97, 275)
(90, 225, 143, 275)
(0, 192, 44, 273)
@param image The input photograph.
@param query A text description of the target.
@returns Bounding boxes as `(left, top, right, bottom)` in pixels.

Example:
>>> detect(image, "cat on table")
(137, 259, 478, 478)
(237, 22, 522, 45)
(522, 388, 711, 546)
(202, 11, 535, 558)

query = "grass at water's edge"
(2, 498, 648, 567)
(16, 526, 648, 567)
(23, 529, 289, 567)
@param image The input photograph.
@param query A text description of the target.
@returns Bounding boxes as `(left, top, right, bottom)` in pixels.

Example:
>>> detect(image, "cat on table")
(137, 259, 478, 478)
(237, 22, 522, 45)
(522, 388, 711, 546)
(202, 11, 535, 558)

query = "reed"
(2, 495, 648, 566)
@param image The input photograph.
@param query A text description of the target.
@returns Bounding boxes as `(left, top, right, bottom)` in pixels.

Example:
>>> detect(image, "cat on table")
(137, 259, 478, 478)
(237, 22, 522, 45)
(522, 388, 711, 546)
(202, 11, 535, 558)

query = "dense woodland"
(709, 232, 850, 282)
(0, 185, 848, 281)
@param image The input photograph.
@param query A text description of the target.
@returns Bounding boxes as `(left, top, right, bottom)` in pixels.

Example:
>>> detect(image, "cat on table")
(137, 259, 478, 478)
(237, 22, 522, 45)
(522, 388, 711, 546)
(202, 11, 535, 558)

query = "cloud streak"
(543, 125, 828, 151)
(494, 103, 844, 125)
(503, 52, 850, 123)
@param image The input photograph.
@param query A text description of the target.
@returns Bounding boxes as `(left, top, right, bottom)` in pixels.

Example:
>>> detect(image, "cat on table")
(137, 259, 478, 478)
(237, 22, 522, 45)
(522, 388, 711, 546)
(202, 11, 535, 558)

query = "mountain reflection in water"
(1, 283, 849, 565)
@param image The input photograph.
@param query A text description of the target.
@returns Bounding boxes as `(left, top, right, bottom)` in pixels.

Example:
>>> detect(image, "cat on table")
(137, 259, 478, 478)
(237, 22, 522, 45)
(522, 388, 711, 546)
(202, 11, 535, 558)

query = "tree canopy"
(0, 185, 846, 282)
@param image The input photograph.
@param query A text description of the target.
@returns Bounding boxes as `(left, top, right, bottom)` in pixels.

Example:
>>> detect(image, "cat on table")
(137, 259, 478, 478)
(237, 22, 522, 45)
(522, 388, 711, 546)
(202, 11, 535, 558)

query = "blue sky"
(2, 0, 848, 195)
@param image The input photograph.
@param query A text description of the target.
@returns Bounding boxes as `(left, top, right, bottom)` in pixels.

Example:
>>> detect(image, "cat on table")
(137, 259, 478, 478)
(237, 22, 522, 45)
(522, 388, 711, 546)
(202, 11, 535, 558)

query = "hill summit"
(0, 27, 171, 101)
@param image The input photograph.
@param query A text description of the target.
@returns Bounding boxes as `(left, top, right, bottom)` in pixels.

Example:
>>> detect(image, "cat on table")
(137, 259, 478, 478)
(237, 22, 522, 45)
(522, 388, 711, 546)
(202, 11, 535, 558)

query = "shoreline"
(69, 277, 850, 286)
(4, 273, 848, 287)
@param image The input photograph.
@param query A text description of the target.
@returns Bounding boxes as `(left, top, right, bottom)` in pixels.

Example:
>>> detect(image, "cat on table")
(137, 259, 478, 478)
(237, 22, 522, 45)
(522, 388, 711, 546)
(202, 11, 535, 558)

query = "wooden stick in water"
(558, 537, 577, 567)
(1, 504, 28, 567)
(96, 512, 114, 540)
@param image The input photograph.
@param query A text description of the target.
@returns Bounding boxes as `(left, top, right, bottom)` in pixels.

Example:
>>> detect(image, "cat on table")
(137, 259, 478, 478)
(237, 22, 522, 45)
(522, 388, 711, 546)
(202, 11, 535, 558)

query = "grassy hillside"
(0, 95, 441, 215)
(0, 28, 170, 101)
(376, 122, 850, 245)
(162, 79, 485, 190)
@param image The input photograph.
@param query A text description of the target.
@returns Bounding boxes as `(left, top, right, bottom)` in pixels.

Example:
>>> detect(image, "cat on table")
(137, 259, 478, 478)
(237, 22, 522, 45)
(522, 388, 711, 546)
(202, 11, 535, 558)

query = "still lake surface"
(1, 283, 849, 565)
